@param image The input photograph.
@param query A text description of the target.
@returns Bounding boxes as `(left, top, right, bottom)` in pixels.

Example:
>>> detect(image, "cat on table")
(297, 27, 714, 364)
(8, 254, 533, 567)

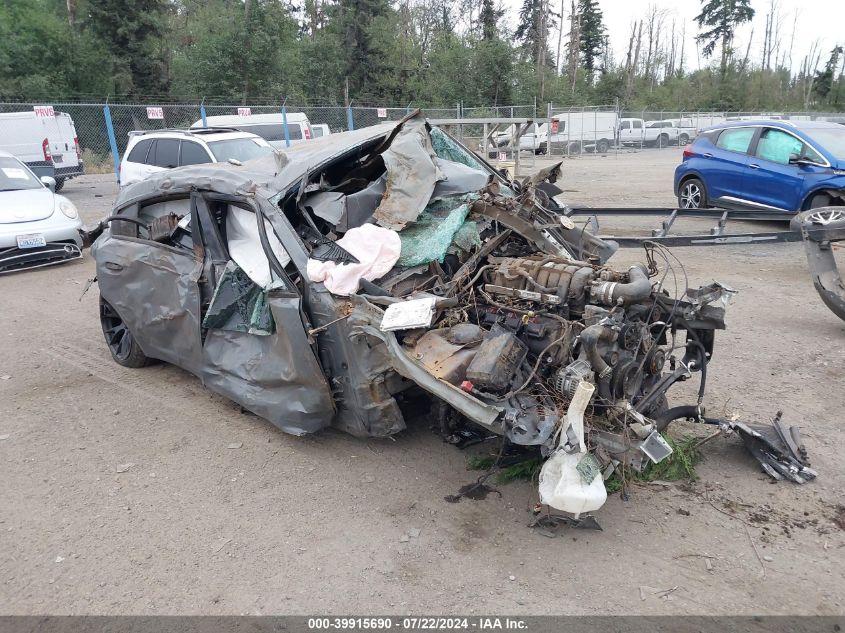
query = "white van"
(191, 113, 313, 149)
(0, 110, 84, 191)
(547, 111, 618, 153)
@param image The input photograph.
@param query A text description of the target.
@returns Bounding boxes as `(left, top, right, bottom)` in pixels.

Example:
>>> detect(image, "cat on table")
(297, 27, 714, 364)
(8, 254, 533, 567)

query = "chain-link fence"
(0, 100, 537, 181)
(537, 104, 845, 157)
(2, 99, 844, 184)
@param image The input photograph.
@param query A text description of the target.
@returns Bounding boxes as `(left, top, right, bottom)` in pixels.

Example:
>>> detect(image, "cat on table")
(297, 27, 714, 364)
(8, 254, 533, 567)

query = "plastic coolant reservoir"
(538, 381, 607, 517)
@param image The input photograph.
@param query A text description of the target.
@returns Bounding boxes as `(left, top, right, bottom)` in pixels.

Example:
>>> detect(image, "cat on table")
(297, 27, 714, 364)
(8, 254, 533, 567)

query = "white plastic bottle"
(538, 381, 607, 517)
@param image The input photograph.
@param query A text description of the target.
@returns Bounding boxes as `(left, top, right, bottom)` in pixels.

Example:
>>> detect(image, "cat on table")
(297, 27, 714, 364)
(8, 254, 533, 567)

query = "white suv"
(119, 128, 274, 187)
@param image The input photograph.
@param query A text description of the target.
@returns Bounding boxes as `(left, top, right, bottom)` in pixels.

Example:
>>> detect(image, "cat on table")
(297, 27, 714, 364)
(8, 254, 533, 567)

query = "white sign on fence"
(377, 108, 387, 118)
(238, 107, 252, 117)
(498, 152, 507, 161)
(146, 107, 164, 120)
(33, 105, 55, 118)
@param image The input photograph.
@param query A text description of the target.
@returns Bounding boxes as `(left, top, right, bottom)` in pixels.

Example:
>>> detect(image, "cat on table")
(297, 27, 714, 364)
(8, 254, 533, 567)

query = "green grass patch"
(465, 453, 542, 484)
(605, 435, 703, 492)
(464, 434, 703, 491)
(495, 457, 542, 484)
(466, 455, 496, 471)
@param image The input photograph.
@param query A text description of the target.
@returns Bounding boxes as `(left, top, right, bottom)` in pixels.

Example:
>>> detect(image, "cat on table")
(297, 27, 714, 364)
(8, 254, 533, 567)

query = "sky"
(500, 0, 844, 74)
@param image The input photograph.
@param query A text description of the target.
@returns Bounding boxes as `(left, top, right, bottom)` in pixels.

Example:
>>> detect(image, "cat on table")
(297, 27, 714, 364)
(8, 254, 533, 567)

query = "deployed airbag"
(227, 205, 291, 288)
(307, 224, 401, 295)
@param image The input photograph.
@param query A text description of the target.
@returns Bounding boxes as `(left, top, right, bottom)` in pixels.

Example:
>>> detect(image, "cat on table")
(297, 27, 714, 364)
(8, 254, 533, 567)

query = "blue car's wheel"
(679, 178, 706, 209)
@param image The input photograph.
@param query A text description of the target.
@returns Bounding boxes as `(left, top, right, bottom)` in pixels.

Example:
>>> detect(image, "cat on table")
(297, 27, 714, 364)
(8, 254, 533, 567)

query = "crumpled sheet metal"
(348, 295, 503, 431)
(373, 114, 444, 231)
(93, 229, 335, 436)
(431, 158, 490, 199)
(201, 296, 335, 436)
(92, 232, 206, 375)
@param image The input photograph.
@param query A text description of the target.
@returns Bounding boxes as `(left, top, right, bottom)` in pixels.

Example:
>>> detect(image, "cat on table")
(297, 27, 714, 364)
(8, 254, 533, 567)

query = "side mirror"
(40, 176, 56, 192)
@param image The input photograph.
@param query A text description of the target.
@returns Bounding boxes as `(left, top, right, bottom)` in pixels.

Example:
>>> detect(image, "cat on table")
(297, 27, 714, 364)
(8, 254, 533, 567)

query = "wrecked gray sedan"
(87, 112, 741, 515)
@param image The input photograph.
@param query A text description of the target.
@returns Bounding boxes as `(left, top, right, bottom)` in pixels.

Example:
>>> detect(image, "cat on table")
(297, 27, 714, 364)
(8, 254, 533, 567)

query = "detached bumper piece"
(791, 207, 845, 322)
(0, 242, 82, 274)
(729, 412, 816, 484)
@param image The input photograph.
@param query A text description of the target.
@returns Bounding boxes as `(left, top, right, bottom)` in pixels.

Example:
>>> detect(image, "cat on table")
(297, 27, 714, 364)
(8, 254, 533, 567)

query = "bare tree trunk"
(766, 0, 778, 71)
(555, 0, 565, 74)
(310, 0, 320, 41)
(741, 28, 754, 74)
(667, 19, 676, 79)
(762, 13, 769, 72)
(626, 20, 642, 97)
(567, 0, 580, 93)
(678, 23, 685, 76)
(66, 0, 76, 29)
(786, 9, 798, 74)
(651, 17, 662, 90)
(644, 8, 655, 83)
(624, 20, 636, 75)
(801, 40, 822, 109)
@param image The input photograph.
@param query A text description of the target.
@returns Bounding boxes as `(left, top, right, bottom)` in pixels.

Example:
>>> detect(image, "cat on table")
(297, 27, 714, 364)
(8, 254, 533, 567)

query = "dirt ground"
(1, 149, 843, 615)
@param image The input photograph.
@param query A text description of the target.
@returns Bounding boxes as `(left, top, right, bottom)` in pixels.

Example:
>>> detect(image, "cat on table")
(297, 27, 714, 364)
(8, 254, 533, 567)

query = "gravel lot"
(1, 149, 844, 615)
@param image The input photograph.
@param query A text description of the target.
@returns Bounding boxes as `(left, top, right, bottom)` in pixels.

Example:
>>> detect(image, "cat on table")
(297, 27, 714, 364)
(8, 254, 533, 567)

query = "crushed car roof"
(115, 123, 398, 208)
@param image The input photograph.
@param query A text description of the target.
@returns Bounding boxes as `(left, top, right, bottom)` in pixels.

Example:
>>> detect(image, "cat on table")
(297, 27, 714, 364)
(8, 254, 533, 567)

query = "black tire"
(679, 177, 707, 209)
(678, 133, 690, 146)
(567, 141, 582, 155)
(54, 177, 65, 192)
(656, 134, 669, 148)
(596, 139, 610, 153)
(99, 296, 152, 368)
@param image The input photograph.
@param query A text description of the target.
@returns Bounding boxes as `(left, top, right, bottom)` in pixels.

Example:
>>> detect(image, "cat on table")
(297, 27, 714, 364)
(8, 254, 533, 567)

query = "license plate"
(16, 234, 46, 249)
(52, 154, 63, 163)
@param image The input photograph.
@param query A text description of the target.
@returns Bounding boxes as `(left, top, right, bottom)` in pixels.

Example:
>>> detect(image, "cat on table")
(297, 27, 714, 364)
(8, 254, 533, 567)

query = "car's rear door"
(96, 195, 205, 373)
(706, 126, 757, 204)
(744, 127, 810, 210)
(178, 140, 213, 166)
(41, 113, 67, 170)
(144, 138, 179, 179)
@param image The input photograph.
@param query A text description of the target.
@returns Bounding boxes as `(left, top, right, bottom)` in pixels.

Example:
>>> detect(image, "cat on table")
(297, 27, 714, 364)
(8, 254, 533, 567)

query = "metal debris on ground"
(726, 411, 816, 484)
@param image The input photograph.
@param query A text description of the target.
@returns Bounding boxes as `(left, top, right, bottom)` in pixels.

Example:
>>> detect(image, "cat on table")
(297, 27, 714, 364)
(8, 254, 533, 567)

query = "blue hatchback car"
(674, 120, 845, 213)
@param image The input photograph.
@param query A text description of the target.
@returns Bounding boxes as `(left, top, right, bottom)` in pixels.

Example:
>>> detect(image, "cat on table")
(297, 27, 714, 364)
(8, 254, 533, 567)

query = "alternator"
(554, 358, 594, 399)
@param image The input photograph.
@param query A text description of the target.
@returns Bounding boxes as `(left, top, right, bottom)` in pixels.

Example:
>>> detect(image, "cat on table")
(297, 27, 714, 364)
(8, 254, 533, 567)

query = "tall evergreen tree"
(333, 0, 393, 98)
(577, 0, 604, 76)
(814, 46, 843, 103)
(479, 0, 504, 41)
(85, 0, 170, 95)
(514, 0, 554, 64)
(694, 0, 754, 78)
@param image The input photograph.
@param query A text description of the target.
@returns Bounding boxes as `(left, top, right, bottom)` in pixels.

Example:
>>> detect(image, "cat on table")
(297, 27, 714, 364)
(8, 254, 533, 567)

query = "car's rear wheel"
(596, 139, 610, 153)
(656, 134, 669, 148)
(679, 177, 707, 209)
(679, 133, 690, 146)
(54, 177, 65, 192)
(567, 141, 582, 155)
(99, 297, 152, 368)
